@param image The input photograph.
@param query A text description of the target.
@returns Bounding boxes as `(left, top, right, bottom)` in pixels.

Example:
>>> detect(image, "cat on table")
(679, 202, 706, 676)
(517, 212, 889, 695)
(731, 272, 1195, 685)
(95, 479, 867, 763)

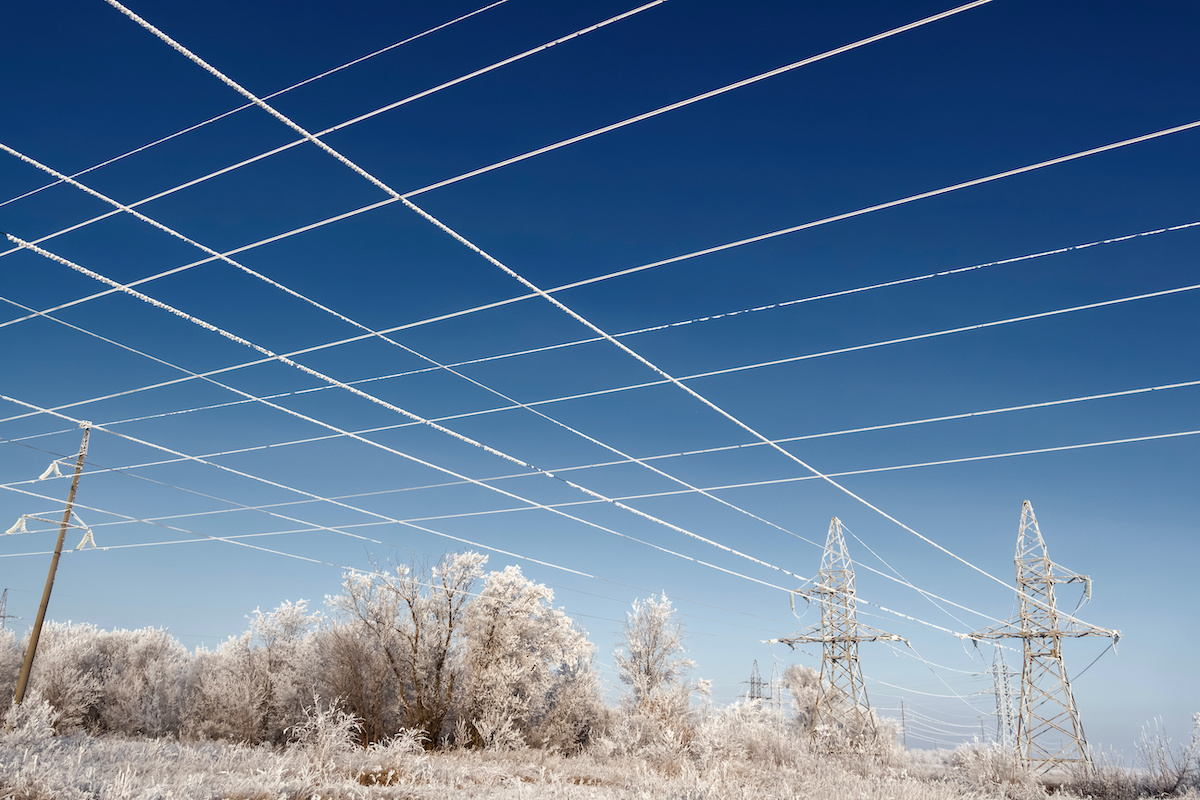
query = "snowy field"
(4, 692, 1198, 800)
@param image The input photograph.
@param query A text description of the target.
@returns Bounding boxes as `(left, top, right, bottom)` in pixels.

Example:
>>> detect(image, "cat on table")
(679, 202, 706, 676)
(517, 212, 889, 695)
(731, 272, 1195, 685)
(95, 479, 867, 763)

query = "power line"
(0, 0, 666, 262)
(10, 247, 1194, 446)
(0, 144, 830, 565)
(0, 0, 510, 210)
(10, 71, 1172, 642)
(402, 0, 997, 197)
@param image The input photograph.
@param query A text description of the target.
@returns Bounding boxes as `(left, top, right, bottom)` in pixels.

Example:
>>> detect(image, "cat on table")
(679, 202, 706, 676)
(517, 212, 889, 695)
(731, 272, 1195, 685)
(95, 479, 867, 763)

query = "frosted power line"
(1, 442, 824, 643)
(0, 147, 825, 565)
(390, 188, 1186, 635)
(9, 199, 1190, 424)
(0, 0, 986, 263)
(0, 0, 510, 210)
(1, 288, 805, 604)
(0, 0, 667, 263)
(350, 219, 1200, 369)
(401, 0, 996, 196)
(5, 227, 1024, 637)
(94, 0, 1174, 637)
(6, 238, 811, 596)
(7, 9, 848, 597)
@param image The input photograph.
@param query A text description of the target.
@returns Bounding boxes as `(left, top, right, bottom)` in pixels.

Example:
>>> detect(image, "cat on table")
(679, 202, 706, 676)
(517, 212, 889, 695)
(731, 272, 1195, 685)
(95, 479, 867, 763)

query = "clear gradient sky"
(1, 0, 1197, 756)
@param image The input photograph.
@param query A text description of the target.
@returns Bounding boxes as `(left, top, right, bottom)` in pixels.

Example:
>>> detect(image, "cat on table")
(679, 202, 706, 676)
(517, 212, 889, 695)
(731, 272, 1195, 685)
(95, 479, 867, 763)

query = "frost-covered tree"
(614, 593, 694, 709)
(609, 593, 702, 757)
(780, 663, 820, 731)
(247, 600, 320, 742)
(327, 552, 486, 744)
(458, 565, 600, 750)
(313, 621, 398, 746)
(182, 601, 320, 744)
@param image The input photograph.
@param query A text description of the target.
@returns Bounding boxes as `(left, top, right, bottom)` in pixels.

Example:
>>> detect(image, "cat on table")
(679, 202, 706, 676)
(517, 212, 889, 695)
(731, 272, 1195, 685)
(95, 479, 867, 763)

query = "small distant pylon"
(748, 659, 765, 702)
(0, 588, 17, 629)
(773, 517, 906, 748)
(990, 646, 1018, 751)
(969, 501, 1119, 774)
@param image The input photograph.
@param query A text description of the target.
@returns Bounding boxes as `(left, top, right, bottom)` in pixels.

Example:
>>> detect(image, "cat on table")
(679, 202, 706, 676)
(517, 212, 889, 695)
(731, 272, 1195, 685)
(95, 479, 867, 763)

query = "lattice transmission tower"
(969, 501, 1119, 774)
(774, 517, 905, 748)
(990, 645, 1018, 751)
(0, 588, 17, 629)
(747, 659, 768, 702)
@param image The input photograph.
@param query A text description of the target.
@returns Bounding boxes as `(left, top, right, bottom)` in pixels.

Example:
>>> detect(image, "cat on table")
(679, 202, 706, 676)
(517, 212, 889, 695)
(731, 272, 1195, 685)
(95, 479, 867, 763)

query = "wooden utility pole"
(12, 424, 90, 707)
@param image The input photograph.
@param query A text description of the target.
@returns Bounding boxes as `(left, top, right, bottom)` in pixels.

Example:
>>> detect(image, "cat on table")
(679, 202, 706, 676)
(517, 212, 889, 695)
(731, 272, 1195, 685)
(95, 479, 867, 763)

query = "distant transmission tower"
(0, 588, 17, 629)
(773, 517, 905, 748)
(990, 645, 1018, 751)
(748, 659, 765, 702)
(970, 501, 1119, 774)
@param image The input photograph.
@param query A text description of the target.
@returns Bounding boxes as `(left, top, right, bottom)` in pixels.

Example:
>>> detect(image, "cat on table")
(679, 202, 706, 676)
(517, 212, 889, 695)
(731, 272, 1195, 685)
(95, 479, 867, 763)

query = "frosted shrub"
(1135, 714, 1200, 796)
(21, 621, 103, 733)
(471, 707, 524, 751)
(0, 627, 19, 718)
(691, 700, 803, 770)
(327, 552, 487, 745)
(94, 626, 189, 737)
(951, 741, 1045, 799)
(288, 695, 361, 774)
(3, 690, 61, 748)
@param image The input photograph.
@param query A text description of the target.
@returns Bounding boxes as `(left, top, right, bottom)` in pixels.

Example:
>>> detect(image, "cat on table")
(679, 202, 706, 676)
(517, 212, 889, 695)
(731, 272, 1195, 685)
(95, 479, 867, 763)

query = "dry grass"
(3, 714, 1197, 800)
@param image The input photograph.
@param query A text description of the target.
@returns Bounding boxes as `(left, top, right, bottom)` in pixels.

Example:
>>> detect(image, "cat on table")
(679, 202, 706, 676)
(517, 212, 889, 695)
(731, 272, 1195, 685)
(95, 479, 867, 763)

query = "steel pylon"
(774, 517, 905, 748)
(991, 646, 1018, 751)
(970, 501, 1119, 774)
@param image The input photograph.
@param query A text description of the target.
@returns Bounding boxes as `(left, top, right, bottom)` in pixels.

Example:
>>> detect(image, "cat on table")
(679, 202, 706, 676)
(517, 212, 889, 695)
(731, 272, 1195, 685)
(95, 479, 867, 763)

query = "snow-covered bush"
(691, 700, 803, 769)
(288, 694, 361, 775)
(182, 631, 268, 743)
(951, 741, 1044, 799)
(93, 626, 188, 737)
(247, 599, 321, 743)
(312, 619, 400, 746)
(19, 621, 104, 733)
(614, 593, 694, 709)
(2, 689, 60, 748)
(0, 627, 20, 718)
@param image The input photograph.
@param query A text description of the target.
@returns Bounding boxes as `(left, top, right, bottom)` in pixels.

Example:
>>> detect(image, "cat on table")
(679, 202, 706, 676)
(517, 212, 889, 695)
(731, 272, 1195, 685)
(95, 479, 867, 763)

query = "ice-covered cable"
(0, 1, 508, 210)
(0, 0, 655, 263)
(87, 0, 1148, 630)
(101, 0, 669, 203)
(0, 0, 981, 263)
(398, 193, 1117, 633)
(0, 148, 824, 565)
(400, 0, 995, 194)
(0, 398, 606, 579)
(0, 281, 802, 592)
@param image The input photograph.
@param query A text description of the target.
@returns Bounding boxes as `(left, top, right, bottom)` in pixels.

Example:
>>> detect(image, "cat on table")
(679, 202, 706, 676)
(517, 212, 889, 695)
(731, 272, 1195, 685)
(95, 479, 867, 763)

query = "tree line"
(0, 551, 714, 752)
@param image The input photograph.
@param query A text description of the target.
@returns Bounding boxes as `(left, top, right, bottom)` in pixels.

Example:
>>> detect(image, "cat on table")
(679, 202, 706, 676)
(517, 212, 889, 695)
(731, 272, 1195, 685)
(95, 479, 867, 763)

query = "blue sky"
(1, 0, 1197, 755)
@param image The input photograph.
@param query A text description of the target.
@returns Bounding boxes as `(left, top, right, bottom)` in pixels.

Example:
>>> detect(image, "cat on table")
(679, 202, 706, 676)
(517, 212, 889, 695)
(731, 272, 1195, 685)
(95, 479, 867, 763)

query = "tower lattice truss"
(774, 517, 905, 747)
(970, 501, 1119, 774)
